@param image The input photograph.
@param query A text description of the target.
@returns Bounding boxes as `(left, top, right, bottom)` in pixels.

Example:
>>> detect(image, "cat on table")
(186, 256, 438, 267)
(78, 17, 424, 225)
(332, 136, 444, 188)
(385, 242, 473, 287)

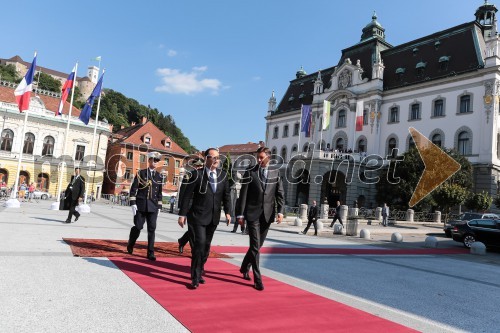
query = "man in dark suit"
(63, 167, 85, 223)
(330, 200, 344, 228)
(178, 148, 231, 289)
(127, 152, 163, 261)
(302, 200, 319, 235)
(177, 157, 204, 254)
(237, 146, 284, 291)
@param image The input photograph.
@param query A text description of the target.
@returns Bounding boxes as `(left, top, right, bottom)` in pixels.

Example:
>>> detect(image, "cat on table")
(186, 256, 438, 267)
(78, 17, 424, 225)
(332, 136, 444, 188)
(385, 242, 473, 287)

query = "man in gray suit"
(237, 146, 284, 291)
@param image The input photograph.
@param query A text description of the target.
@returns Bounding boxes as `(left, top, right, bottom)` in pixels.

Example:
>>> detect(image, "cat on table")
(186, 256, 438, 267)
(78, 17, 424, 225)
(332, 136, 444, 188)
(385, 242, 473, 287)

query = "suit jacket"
(178, 168, 231, 226)
(67, 175, 85, 201)
(382, 206, 389, 216)
(237, 165, 284, 223)
(308, 205, 318, 221)
(129, 169, 163, 212)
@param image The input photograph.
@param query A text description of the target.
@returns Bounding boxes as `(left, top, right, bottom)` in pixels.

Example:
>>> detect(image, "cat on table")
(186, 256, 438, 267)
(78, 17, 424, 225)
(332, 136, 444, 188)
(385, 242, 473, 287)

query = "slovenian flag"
(300, 104, 312, 137)
(355, 100, 364, 131)
(79, 73, 104, 125)
(57, 67, 76, 116)
(14, 53, 37, 112)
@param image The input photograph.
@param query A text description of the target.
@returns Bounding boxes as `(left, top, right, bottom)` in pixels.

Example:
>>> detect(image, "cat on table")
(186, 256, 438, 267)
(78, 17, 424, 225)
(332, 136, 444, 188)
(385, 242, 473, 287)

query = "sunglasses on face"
(153, 158, 161, 162)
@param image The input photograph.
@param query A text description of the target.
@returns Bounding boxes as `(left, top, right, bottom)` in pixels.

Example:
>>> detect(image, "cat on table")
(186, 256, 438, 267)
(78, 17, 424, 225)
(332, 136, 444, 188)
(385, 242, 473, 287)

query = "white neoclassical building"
(265, 2, 500, 208)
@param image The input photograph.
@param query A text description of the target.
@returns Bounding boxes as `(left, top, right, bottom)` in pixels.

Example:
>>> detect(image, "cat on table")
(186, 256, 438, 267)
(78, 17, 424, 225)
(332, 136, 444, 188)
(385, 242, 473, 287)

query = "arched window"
(358, 139, 366, 153)
(281, 146, 287, 162)
(23, 132, 35, 154)
(42, 136, 55, 156)
(271, 147, 277, 157)
(432, 134, 442, 147)
(458, 131, 469, 155)
(291, 144, 298, 153)
(388, 138, 397, 157)
(303, 143, 309, 152)
(337, 110, 346, 127)
(336, 138, 344, 151)
(1, 129, 14, 151)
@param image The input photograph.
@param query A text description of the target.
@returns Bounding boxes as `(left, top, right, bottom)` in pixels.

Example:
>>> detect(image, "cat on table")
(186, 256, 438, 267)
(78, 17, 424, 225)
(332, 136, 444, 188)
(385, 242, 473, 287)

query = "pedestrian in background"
(382, 203, 390, 227)
(330, 200, 344, 229)
(302, 200, 318, 235)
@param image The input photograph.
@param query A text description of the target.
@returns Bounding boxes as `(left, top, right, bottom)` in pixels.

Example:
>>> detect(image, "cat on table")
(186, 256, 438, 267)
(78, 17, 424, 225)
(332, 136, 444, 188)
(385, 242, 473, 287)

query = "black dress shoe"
(190, 281, 199, 289)
(254, 281, 264, 291)
(74, 213, 80, 222)
(230, 230, 236, 233)
(64, 219, 71, 224)
(147, 253, 156, 261)
(127, 244, 133, 254)
(242, 272, 251, 280)
(199, 277, 206, 284)
(178, 240, 184, 254)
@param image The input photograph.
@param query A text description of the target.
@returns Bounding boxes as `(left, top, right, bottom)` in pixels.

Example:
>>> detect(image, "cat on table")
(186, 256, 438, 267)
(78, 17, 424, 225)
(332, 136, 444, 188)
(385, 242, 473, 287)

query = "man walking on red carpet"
(178, 148, 232, 289)
(237, 146, 284, 291)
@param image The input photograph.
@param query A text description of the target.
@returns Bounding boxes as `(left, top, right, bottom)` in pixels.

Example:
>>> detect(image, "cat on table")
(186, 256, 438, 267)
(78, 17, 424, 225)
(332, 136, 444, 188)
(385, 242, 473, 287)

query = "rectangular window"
(126, 152, 133, 160)
(410, 104, 420, 120)
(293, 123, 299, 136)
(175, 160, 180, 168)
(390, 107, 399, 123)
(140, 154, 146, 163)
(283, 125, 289, 137)
(164, 158, 169, 166)
(460, 95, 471, 113)
(273, 127, 279, 139)
(75, 145, 85, 161)
(124, 169, 131, 180)
(363, 109, 368, 125)
(144, 136, 151, 144)
(433, 100, 444, 117)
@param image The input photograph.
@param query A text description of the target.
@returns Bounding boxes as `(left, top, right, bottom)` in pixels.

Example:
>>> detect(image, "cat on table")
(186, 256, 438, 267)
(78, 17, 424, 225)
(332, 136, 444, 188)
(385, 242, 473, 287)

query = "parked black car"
(451, 219, 500, 248)
(443, 212, 499, 237)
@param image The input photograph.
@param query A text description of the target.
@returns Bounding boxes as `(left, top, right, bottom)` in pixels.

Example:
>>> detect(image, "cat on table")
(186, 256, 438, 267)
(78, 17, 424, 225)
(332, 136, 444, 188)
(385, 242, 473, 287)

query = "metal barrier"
(284, 206, 299, 217)
(100, 194, 130, 206)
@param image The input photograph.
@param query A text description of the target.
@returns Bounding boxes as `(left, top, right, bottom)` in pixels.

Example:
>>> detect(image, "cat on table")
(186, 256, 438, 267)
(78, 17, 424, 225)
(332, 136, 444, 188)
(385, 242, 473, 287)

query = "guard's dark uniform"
(127, 168, 163, 256)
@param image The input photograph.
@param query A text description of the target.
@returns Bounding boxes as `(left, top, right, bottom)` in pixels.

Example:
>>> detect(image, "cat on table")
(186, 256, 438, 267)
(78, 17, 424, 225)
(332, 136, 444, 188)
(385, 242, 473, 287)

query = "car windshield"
(461, 213, 482, 220)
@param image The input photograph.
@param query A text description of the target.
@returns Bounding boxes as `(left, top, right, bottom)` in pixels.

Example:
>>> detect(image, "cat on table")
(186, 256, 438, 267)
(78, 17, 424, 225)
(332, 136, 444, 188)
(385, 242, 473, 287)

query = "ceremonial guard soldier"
(127, 151, 163, 261)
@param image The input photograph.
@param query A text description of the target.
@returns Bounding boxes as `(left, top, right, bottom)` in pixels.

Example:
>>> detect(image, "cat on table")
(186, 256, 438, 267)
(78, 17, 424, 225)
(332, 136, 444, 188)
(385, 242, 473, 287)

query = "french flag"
(14, 53, 37, 112)
(57, 67, 75, 116)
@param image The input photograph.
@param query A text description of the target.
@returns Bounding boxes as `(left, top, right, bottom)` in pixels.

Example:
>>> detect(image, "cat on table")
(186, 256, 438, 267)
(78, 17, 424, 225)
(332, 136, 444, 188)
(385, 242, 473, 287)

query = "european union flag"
(79, 73, 104, 125)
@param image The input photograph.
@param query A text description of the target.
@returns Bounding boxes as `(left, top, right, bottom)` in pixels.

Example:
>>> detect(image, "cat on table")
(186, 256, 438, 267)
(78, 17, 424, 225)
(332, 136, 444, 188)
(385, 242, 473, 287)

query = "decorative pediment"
(329, 58, 367, 91)
(73, 137, 90, 144)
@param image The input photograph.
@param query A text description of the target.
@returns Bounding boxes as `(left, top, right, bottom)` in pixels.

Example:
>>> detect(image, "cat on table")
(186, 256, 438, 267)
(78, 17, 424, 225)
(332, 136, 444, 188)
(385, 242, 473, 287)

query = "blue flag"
(79, 73, 104, 125)
(300, 105, 312, 137)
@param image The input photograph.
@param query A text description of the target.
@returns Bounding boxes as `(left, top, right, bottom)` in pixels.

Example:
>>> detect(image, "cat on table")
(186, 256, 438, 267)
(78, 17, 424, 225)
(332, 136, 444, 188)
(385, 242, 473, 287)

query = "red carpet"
(110, 257, 418, 333)
(211, 245, 468, 255)
(63, 238, 229, 258)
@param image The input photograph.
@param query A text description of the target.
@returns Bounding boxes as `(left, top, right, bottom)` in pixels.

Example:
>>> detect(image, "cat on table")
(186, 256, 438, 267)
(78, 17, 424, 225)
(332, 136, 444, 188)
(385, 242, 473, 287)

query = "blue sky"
(1, 0, 483, 150)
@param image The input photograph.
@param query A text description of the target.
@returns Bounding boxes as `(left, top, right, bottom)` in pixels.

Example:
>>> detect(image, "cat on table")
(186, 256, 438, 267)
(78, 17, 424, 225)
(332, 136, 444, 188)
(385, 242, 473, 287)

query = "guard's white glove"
(131, 204, 138, 216)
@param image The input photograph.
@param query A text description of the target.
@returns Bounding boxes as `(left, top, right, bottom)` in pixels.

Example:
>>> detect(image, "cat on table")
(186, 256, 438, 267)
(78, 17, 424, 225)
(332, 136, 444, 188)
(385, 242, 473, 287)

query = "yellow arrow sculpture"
(408, 127, 461, 207)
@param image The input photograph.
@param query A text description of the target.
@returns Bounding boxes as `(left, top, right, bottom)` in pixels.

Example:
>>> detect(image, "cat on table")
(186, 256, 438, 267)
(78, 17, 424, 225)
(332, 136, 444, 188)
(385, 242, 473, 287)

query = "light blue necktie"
(209, 171, 216, 193)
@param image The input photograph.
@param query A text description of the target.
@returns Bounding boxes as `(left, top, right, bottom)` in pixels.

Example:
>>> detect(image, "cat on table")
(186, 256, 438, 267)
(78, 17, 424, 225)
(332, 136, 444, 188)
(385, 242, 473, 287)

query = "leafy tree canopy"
(0, 64, 21, 83)
(36, 72, 61, 93)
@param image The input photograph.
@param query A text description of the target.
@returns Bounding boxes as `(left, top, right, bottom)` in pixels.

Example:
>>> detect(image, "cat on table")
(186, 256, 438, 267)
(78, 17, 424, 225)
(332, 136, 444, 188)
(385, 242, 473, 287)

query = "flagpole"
(11, 110, 29, 200)
(297, 105, 302, 158)
(54, 62, 78, 208)
(84, 69, 105, 205)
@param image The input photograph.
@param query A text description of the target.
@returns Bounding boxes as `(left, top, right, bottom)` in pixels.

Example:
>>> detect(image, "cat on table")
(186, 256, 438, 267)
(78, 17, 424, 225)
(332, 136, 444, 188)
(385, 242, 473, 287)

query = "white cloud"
(155, 66, 223, 95)
(167, 49, 177, 57)
(252, 76, 261, 81)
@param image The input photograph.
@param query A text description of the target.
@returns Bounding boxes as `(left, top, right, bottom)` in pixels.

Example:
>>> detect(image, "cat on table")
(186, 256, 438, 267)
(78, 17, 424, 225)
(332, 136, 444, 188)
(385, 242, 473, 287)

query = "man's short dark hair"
(74, 167, 81, 171)
(204, 147, 218, 157)
(256, 146, 271, 156)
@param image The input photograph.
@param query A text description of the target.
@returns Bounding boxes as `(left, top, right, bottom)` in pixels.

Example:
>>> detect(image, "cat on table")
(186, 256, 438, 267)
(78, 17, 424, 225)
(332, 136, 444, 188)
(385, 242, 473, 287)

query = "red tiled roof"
(111, 121, 188, 156)
(218, 142, 262, 154)
(0, 85, 81, 116)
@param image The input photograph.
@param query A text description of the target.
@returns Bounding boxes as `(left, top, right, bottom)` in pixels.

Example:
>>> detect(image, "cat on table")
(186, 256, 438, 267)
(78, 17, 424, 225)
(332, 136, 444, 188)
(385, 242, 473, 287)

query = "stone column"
(299, 204, 308, 221)
(407, 209, 414, 222)
(434, 211, 441, 223)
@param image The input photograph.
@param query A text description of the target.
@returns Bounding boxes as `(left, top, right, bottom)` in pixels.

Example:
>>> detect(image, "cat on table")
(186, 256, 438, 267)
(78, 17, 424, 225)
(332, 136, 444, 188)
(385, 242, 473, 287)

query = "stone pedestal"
(406, 209, 414, 222)
(320, 204, 329, 219)
(391, 232, 403, 243)
(294, 218, 303, 226)
(333, 224, 344, 234)
(425, 236, 438, 248)
(299, 204, 308, 221)
(360, 229, 370, 239)
(315, 219, 324, 232)
(340, 205, 348, 222)
(434, 211, 441, 223)
(375, 207, 382, 222)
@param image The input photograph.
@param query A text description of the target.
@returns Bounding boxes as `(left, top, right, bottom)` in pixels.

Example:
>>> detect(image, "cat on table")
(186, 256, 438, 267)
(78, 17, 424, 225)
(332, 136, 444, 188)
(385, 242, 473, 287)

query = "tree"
(375, 147, 473, 211)
(0, 64, 21, 83)
(222, 152, 234, 186)
(36, 72, 61, 92)
(465, 191, 492, 212)
(433, 183, 468, 214)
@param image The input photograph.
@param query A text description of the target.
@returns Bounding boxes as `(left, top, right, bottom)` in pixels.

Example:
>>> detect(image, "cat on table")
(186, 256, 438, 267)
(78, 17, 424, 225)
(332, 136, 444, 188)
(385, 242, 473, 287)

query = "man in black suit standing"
(63, 167, 85, 224)
(127, 152, 163, 261)
(178, 148, 231, 289)
(302, 200, 318, 236)
(330, 200, 344, 229)
(237, 146, 284, 291)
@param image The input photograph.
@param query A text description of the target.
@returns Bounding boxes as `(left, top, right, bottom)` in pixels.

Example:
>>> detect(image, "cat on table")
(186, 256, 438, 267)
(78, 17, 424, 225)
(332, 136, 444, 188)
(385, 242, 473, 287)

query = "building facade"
(0, 82, 111, 198)
(102, 118, 188, 196)
(265, 3, 500, 209)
